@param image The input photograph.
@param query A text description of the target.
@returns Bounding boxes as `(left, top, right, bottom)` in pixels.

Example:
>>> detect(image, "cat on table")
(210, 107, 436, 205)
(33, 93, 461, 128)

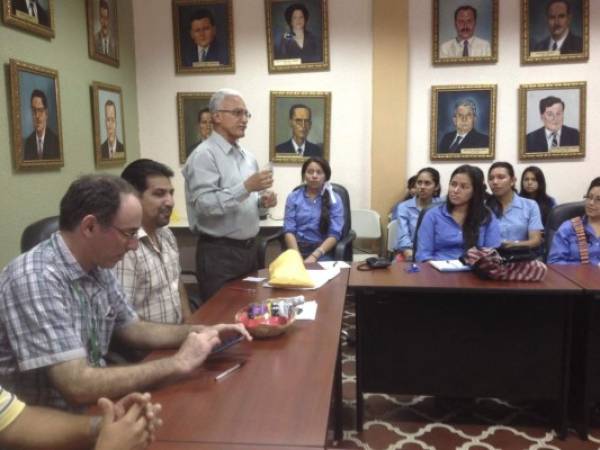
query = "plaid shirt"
(0, 232, 137, 410)
(114, 227, 183, 324)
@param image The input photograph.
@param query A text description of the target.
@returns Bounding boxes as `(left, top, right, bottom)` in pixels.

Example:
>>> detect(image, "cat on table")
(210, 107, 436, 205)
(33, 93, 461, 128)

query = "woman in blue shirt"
(283, 157, 344, 262)
(519, 166, 556, 227)
(415, 165, 501, 262)
(548, 177, 600, 265)
(393, 167, 443, 260)
(486, 162, 543, 250)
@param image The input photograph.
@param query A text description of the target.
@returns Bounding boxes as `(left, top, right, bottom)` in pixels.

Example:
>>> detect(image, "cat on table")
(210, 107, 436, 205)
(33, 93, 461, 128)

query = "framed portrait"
(519, 81, 585, 160)
(430, 84, 496, 161)
(172, 0, 234, 74)
(270, 91, 331, 164)
(91, 82, 126, 168)
(86, 0, 120, 67)
(176, 92, 213, 164)
(522, 0, 588, 64)
(1, 0, 54, 38)
(432, 0, 498, 65)
(8, 59, 63, 170)
(265, 0, 329, 73)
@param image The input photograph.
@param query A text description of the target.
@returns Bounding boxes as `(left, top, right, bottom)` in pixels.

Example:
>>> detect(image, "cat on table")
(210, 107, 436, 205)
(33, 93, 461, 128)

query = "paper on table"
(295, 300, 317, 320)
(263, 267, 341, 290)
(428, 260, 471, 272)
(319, 261, 351, 269)
(243, 276, 267, 282)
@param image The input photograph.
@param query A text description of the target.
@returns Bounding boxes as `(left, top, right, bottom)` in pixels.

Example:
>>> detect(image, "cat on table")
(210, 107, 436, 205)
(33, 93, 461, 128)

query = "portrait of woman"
(275, 3, 321, 63)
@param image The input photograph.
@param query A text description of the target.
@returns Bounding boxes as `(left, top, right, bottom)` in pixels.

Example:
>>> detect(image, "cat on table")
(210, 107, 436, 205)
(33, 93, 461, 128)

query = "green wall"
(0, 0, 139, 267)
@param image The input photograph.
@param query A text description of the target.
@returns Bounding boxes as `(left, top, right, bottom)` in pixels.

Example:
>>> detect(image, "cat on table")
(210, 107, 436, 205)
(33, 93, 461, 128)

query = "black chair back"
(21, 216, 59, 253)
(544, 201, 585, 259)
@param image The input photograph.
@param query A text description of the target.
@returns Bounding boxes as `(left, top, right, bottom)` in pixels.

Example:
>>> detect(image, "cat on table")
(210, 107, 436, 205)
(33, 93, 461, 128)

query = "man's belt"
(198, 233, 256, 249)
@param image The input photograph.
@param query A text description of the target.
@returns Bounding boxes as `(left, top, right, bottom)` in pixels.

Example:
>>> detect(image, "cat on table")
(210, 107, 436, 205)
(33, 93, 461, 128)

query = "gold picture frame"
(172, 0, 235, 74)
(86, 0, 120, 67)
(430, 84, 497, 161)
(176, 92, 214, 164)
(9, 58, 63, 170)
(519, 81, 586, 160)
(265, 0, 330, 73)
(521, 0, 589, 64)
(432, 0, 498, 65)
(1, 0, 55, 38)
(270, 91, 331, 164)
(91, 81, 127, 168)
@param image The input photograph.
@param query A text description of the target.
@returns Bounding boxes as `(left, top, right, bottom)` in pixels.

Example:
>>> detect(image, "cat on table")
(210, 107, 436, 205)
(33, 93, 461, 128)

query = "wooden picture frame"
(86, 0, 120, 67)
(1, 0, 54, 38)
(522, 0, 588, 64)
(265, 0, 329, 73)
(176, 92, 214, 164)
(430, 84, 496, 161)
(270, 91, 331, 164)
(433, 0, 498, 65)
(172, 0, 235, 74)
(8, 58, 63, 170)
(91, 82, 126, 167)
(519, 81, 586, 160)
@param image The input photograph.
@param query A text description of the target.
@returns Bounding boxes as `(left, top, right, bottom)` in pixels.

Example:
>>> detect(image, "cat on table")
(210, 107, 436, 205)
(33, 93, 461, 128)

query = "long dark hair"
(447, 164, 491, 250)
(486, 161, 517, 218)
(519, 165, 554, 226)
(302, 157, 332, 235)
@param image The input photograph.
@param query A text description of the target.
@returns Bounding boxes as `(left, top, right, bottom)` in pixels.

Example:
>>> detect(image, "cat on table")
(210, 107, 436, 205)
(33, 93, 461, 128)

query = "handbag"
(461, 247, 547, 282)
(496, 245, 538, 262)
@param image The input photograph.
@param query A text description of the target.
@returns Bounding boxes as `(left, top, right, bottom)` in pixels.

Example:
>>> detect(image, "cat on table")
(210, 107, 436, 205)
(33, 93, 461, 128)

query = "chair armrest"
(257, 229, 286, 268)
(334, 230, 356, 261)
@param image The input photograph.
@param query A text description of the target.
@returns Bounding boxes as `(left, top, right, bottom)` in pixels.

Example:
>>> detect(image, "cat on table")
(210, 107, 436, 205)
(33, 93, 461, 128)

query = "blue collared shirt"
(547, 216, 600, 265)
(283, 187, 344, 244)
(415, 204, 502, 262)
(495, 194, 543, 242)
(394, 197, 444, 251)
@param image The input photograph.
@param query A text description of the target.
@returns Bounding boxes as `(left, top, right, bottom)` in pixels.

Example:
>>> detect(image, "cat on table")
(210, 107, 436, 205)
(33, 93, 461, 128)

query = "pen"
(214, 362, 244, 381)
(227, 287, 256, 292)
(333, 261, 338, 267)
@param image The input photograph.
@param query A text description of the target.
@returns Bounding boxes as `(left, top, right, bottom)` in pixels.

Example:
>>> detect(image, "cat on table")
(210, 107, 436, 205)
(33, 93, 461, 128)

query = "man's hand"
(113, 393, 163, 438)
(260, 190, 277, 208)
(244, 169, 273, 193)
(211, 323, 253, 342)
(95, 397, 153, 450)
(173, 329, 220, 375)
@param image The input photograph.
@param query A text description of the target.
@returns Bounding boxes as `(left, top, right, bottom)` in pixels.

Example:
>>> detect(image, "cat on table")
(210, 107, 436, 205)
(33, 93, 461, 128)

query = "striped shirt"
(114, 227, 183, 324)
(0, 385, 25, 432)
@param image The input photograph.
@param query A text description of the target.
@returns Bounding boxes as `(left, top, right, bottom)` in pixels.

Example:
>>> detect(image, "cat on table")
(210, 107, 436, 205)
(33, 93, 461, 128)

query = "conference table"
(348, 261, 583, 437)
(146, 267, 348, 449)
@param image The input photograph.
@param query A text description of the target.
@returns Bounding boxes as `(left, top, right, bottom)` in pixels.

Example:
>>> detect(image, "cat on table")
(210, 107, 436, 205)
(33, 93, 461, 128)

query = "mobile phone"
(211, 332, 244, 354)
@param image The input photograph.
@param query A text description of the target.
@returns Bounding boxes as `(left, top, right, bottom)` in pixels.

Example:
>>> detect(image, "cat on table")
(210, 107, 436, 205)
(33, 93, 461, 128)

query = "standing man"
(23, 89, 60, 161)
(12, 0, 50, 26)
(526, 96, 579, 152)
(438, 99, 489, 153)
(0, 174, 250, 410)
(182, 9, 228, 66)
(183, 88, 277, 301)
(101, 100, 124, 160)
(275, 104, 322, 157)
(532, 0, 582, 54)
(95, 0, 116, 58)
(439, 5, 491, 58)
(116, 159, 193, 324)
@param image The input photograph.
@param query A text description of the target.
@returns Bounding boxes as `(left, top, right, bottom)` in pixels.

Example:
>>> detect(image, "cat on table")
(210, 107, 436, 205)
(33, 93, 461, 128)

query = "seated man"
(0, 174, 250, 410)
(0, 386, 161, 450)
(115, 159, 192, 324)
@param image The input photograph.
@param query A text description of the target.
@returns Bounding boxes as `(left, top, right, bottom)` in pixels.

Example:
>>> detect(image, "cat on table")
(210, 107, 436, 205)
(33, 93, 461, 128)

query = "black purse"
(496, 245, 538, 262)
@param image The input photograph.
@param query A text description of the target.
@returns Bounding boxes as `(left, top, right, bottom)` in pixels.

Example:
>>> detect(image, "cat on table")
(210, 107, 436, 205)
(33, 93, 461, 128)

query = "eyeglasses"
(583, 195, 600, 204)
(111, 225, 139, 240)
(217, 109, 252, 119)
(293, 119, 311, 125)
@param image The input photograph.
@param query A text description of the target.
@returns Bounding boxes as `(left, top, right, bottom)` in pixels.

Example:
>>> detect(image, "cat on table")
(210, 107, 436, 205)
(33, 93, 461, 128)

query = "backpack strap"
(571, 217, 590, 264)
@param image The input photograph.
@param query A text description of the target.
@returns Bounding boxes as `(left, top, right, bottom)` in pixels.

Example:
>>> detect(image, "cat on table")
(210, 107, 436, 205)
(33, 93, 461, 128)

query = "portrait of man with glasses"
(276, 104, 322, 157)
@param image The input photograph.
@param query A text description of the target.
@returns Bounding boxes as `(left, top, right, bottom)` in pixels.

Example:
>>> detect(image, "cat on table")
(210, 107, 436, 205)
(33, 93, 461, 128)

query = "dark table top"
(550, 264, 600, 292)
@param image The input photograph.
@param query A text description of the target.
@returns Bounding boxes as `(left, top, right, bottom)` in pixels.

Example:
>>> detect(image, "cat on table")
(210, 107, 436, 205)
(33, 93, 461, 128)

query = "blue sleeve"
(483, 214, 502, 248)
(528, 201, 544, 231)
(415, 209, 436, 262)
(547, 220, 578, 264)
(394, 203, 413, 250)
(283, 193, 298, 234)
(327, 194, 344, 240)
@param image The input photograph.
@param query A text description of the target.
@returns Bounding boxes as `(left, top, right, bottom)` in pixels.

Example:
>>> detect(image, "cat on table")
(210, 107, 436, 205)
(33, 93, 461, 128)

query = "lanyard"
(72, 282, 102, 367)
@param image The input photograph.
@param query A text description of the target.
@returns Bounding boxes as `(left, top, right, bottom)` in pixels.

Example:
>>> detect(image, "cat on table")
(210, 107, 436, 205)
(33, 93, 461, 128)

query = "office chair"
(544, 201, 585, 260)
(21, 216, 59, 253)
(386, 219, 399, 259)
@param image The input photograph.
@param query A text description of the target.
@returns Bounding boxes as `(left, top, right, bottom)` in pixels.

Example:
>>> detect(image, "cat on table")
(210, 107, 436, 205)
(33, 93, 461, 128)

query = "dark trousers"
(195, 237, 258, 303)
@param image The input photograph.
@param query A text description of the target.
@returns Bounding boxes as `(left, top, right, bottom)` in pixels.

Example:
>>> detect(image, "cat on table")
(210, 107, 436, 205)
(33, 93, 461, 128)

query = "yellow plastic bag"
(268, 249, 315, 288)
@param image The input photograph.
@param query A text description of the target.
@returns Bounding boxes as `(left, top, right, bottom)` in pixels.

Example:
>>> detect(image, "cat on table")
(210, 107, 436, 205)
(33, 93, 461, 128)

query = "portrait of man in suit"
(94, 0, 116, 58)
(526, 95, 579, 153)
(12, 0, 50, 26)
(439, 5, 491, 58)
(100, 99, 124, 160)
(276, 104, 322, 157)
(23, 89, 60, 161)
(186, 107, 212, 157)
(182, 8, 228, 67)
(438, 99, 489, 154)
(531, 0, 583, 54)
